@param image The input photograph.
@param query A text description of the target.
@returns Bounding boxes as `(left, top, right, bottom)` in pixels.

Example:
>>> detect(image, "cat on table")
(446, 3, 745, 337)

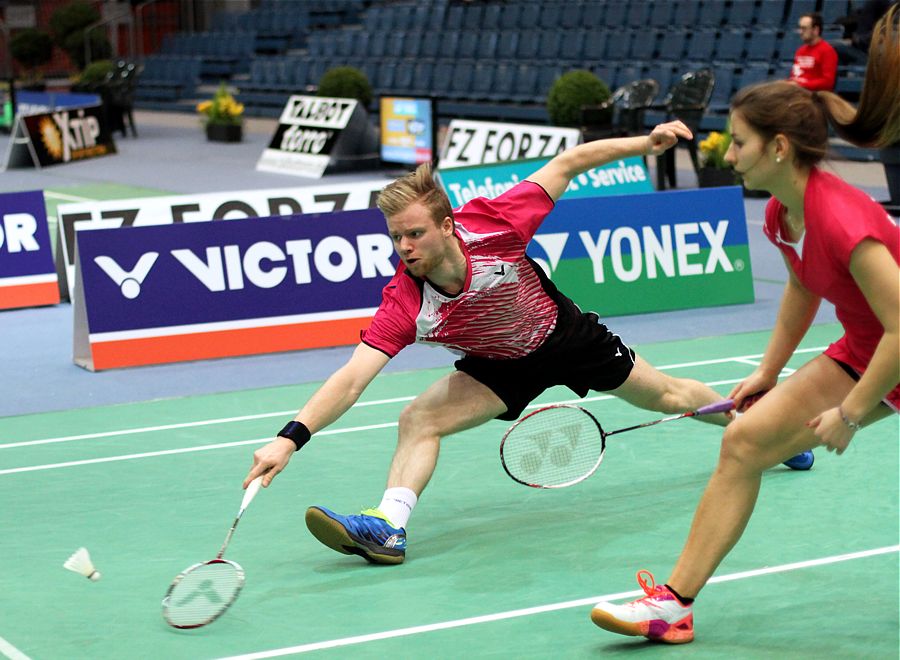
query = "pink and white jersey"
(763, 167, 900, 405)
(361, 181, 562, 359)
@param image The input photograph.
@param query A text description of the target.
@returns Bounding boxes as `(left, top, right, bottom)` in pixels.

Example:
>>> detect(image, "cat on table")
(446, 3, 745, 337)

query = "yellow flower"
(197, 83, 244, 125)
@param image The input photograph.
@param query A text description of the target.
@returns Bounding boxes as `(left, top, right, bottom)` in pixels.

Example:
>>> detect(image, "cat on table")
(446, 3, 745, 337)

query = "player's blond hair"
(376, 163, 453, 225)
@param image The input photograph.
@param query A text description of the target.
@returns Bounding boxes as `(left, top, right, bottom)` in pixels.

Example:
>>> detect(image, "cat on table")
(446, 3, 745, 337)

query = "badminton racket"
(500, 399, 734, 488)
(162, 476, 263, 629)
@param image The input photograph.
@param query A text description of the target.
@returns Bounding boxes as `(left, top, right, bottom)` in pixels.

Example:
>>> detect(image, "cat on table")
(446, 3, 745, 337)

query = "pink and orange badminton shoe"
(590, 570, 694, 644)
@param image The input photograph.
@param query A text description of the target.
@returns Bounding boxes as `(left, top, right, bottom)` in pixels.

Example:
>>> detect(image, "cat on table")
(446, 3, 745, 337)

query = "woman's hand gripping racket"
(500, 400, 734, 488)
(162, 476, 263, 629)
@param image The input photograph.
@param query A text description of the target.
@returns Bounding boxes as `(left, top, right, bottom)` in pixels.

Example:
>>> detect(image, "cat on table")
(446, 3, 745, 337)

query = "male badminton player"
(243, 121, 807, 565)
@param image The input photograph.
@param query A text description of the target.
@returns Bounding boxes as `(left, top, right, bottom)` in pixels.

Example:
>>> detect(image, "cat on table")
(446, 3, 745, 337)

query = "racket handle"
(240, 476, 263, 511)
(695, 399, 735, 415)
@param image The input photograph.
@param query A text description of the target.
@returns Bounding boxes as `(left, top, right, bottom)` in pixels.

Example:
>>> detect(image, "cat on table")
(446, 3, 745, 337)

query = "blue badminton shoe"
(305, 506, 406, 564)
(782, 450, 815, 470)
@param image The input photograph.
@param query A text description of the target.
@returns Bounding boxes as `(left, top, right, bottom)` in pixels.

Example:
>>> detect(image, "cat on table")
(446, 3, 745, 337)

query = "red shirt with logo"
(790, 40, 838, 91)
(763, 167, 900, 407)
(362, 181, 562, 359)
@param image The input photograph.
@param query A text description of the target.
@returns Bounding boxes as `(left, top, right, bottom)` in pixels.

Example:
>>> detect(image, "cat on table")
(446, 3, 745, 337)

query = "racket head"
(162, 558, 245, 629)
(500, 404, 606, 488)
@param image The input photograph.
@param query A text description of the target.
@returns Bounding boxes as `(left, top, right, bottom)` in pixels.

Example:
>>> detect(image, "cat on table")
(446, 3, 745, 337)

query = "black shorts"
(455, 311, 635, 421)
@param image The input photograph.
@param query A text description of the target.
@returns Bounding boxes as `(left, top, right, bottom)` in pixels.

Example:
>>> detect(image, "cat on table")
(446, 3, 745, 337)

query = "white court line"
(0, 377, 745, 476)
(215, 545, 899, 659)
(0, 635, 31, 660)
(0, 422, 398, 476)
(0, 348, 827, 451)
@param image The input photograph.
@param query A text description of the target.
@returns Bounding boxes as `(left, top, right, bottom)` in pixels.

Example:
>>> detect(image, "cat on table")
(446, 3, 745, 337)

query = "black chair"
(582, 78, 660, 142)
(654, 68, 715, 190)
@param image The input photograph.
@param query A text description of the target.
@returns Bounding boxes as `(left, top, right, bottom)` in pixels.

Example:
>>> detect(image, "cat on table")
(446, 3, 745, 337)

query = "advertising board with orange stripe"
(0, 190, 60, 310)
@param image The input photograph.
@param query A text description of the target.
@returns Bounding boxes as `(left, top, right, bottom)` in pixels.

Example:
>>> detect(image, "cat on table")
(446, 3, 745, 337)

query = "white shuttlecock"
(63, 547, 101, 581)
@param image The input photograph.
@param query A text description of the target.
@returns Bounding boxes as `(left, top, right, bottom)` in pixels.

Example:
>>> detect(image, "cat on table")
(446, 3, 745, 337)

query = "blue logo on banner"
(0, 190, 56, 279)
(76, 208, 398, 334)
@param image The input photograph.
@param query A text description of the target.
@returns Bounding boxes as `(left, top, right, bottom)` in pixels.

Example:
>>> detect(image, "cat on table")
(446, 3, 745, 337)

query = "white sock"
(378, 487, 417, 529)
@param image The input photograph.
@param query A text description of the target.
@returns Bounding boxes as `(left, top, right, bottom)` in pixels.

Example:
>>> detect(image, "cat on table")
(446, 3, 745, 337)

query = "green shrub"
(11, 29, 54, 70)
(49, 1, 111, 69)
(546, 70, 611, 128)
(78, 60, 114, 86)
(317, 66, 373, 107)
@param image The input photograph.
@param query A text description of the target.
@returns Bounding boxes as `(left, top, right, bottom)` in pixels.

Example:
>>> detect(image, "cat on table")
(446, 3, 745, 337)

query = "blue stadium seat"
(605, 31, 633, 60)
(614, 65, 644, 88)
(536, 64, 563, 100)
(670, 0, 700, 27)
(686, 28, 718, 62)
(410, 4, 429, 29)
(497, 31, 519, 60)
(469, 62, 495, 100)
(368, 31, 387, 58)
(708, 62, 736, 111)
(511, 64, 538, 102)
(448, 61, 474, 99)
(516, 29, 541, 60)
(560, 3, 583, 28)
(581, 1, 605, 27)
(591, 63, 619, 89)
(393, 60, 414, 93)
(746, 28, 778, 63)
(644, 62, 676, 95)
(626, 1, 650, 27)
(499, 3, 521, 29)
(462, 4, 483, 31)
(519, 2, 541, 28)
(539, 3, 561, 28)
(714, 29, 747, 62)
(457, 30, 479, 59)
(487, 62, 516, 101)
(697, 0, 727, 26)
(445, 4, 464, 30)
(778, 30, 803, 63)
(658, 29, 688, 61)
(603, 2, 627, 27)
(755, 0, 784, 26)
(648, 1, 673, 27)
(477, 31, 499, 60)
(583, 29, 608, 61)
(787, 0, 817, 27)
(630, 29, 660, 60)
(560, 29, 587, 62)
(432, 60, 455, 97)
(726, 0, 757, 27)
(538, 29, 563, 60)
(736, 62, 772, 90)
(410, 61, 434, 97)
(822, 0, 850, 27)
(482, 3, 502, 29)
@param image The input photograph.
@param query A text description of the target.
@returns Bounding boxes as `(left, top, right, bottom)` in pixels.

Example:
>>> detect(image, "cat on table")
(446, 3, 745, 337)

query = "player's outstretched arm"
(526, 121, 693, 201)
(242, 343, 390, 488)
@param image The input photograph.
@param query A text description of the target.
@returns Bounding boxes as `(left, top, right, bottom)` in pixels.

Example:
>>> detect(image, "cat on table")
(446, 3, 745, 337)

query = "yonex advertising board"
(439, 119, 580, 169)
(532, 186, 754, 316)
(72, 209, 394, 370)
(256, 95, 378, 178)
(437, 156, 652, 207)
(0, 190, 60, 309)
(56, 179, 392, 299)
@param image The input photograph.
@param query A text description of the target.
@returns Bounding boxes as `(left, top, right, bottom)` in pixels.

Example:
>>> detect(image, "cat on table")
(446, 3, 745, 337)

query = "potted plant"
(197, 83, 244, 142)
(547, 69, 611, 128)
(316, 66, 373, 108)
(697, 130, 738, 188)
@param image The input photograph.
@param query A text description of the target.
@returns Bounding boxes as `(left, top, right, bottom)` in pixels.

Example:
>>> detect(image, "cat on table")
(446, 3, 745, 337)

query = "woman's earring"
(775, 156, 782, 163)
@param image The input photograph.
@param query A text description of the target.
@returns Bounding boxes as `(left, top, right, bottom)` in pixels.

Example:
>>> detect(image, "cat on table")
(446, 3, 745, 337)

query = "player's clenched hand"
(243, 436, 296, 488)
(728, 369, 778, 412)
(644, 121, 693, 156)
(807, 407, 855, 455)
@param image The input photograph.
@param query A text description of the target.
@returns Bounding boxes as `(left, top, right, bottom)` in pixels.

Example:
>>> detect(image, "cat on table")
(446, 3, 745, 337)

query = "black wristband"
(277, 420, 311, 451)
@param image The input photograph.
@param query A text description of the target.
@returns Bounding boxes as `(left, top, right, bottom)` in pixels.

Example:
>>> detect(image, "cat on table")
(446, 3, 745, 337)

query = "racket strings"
(503, 407, 604, 487)
(163, 561, 244, 628)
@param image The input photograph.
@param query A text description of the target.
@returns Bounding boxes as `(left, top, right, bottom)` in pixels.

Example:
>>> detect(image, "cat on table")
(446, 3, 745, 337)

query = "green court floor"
(1, 324, 897, 659)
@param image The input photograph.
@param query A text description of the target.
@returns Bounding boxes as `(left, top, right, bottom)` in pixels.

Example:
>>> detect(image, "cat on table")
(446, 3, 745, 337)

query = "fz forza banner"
(0, 190, 60, 309)
(56, 179, 392, 299)
(3, 104, 116, 169)
(256, 95, 378, 178)
(72, 208, 396, 370)
(439, 119, 581, 169)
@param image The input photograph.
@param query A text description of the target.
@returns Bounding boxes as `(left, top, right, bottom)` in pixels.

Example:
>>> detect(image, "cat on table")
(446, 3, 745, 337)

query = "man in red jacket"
(790, 12, 839, 90)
